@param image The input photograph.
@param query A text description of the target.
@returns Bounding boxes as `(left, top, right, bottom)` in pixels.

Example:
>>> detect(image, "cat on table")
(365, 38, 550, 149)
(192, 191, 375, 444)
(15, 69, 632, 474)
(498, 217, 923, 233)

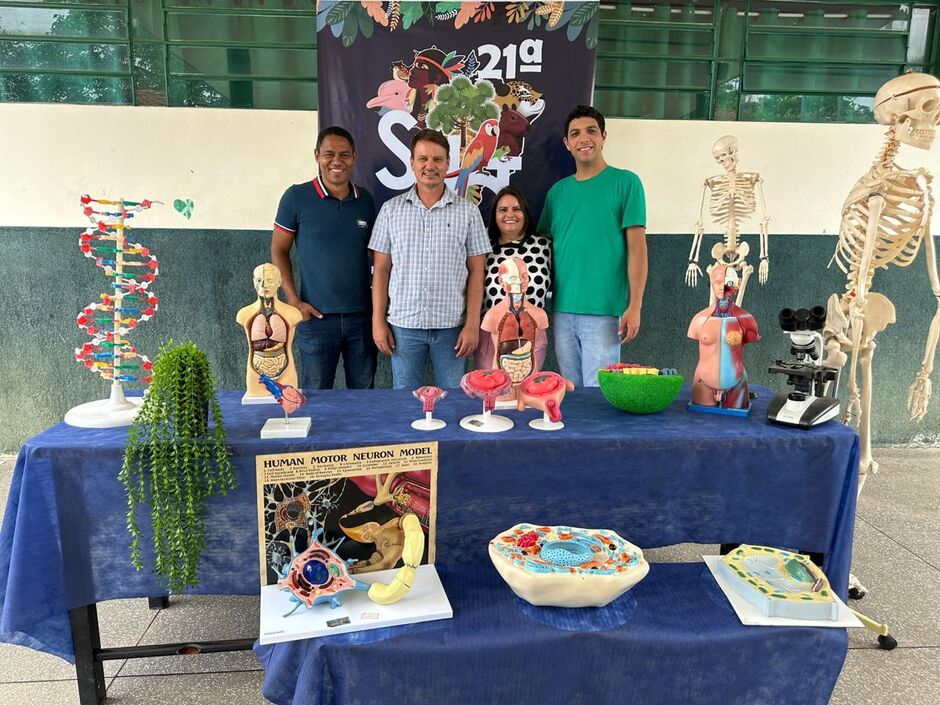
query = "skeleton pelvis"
(711, 241, 749, 265)
(828, 291, 897, 349)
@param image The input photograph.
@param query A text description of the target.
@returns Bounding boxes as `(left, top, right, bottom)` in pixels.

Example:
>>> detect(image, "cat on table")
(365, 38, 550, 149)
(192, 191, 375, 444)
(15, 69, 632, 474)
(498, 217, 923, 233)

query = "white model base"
(460, 410, 514, 433)
(64, 396, 144, 428)
(242, 392, 277, 405)
(261, 417, 312, 438)
(494, 398, 518, 410)
(411, 412, 446, 431)
(259, 564, 452, 645)
(64, 383, 145, 428)
(529, 410, 564, 431)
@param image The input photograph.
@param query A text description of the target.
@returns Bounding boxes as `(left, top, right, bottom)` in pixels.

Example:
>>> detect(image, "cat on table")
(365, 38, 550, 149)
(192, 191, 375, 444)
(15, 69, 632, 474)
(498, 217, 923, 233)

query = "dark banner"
(316, 1, 599, 220)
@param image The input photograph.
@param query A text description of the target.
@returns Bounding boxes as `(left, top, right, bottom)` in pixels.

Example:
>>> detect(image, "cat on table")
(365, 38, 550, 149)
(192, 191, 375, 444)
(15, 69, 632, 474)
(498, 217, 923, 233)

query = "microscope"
(767, 307, 841, 428)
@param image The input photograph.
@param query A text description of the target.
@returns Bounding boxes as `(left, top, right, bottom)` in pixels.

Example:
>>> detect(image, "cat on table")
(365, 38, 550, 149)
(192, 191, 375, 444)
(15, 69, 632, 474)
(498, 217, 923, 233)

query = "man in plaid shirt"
(370, 129, 491, 388)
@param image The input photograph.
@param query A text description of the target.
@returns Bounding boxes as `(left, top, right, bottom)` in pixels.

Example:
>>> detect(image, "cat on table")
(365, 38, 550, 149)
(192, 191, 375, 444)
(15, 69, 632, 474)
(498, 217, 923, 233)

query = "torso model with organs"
(685, 135, 770, 307)
(236, 263, 303, 402)
(688, 264, 760, 415)
(480, 256, 549, 407)
(821, 72, 940, 599)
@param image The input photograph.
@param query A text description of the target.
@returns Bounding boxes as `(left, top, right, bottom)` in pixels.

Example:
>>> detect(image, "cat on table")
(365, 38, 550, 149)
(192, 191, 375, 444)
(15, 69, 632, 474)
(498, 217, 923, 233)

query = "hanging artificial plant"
(120, 340, 236, 592)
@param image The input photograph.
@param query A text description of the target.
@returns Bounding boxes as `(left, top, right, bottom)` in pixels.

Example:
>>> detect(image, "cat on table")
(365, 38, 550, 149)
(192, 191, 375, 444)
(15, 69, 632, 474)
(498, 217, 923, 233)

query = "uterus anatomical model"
(685, 135, 770, 307)
(823, 72, 940, 499)
(236, 263, 303, 399)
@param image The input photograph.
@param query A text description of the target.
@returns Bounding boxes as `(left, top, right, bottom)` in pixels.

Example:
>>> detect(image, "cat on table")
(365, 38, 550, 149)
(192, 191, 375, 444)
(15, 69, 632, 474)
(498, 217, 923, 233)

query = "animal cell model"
(236, 263, 303, 401)
(716, 545, 838, 621)
(489, 523, 649, 608)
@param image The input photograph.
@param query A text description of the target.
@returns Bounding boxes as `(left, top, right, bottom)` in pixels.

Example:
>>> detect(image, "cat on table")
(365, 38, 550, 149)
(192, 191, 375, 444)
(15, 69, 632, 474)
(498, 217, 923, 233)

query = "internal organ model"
(688, 264, 760, 415)
(459, 369, 514, 432)
(236, 263, 303, 399)
(717, 545, 838, 621)
(489, 523, 649, 608)
(279, 514, 425, 614)
(823, 72, 940, 496)
(412, 386, 448, 430)
(259, 373, 306, 415)
(685, 135, 770, 306)
(516, 371, 575, 429)
(480, 257, 549, 404)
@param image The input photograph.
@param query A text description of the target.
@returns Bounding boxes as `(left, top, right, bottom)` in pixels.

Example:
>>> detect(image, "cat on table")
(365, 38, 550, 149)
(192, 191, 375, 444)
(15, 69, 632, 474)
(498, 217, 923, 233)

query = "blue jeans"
(389, 325, 465, 389)
(294, 312, 377, 390)
(553, 312, 621, 387)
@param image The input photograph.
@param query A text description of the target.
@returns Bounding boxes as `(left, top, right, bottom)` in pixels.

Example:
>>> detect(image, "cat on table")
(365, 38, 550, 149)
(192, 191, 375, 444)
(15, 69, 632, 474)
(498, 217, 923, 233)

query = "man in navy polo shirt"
(271, 126, 377, 389)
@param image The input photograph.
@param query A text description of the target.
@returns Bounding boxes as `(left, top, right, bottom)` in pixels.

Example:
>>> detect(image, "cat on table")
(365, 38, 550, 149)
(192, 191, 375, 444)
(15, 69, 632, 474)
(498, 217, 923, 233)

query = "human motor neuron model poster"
(256, 442, 437, 586)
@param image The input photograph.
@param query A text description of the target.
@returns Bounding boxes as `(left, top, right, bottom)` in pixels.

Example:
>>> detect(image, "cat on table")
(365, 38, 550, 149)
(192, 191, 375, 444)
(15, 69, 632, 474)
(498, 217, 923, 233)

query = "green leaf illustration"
(358, 5, 374, 38)
(326, 1, 354, 25)
(402, 1, 424, 29)
(173, 198, 194, 219)
(570, 1, 597, 26)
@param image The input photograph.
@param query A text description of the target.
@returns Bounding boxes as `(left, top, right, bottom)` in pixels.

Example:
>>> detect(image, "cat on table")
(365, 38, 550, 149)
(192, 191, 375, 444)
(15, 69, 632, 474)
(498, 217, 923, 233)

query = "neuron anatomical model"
(685, 136, 770, 307)
(824, 73, 940, 511)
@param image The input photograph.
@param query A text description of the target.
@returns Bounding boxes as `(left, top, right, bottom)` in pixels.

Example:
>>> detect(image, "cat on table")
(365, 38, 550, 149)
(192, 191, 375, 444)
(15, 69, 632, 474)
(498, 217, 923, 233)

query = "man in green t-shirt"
(538, 105, 648, 386)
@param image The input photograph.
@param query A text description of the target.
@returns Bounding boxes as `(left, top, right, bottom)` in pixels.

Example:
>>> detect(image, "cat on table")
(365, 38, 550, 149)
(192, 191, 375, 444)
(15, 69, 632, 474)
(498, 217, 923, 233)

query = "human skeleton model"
(236, 264, 303, 399)
(823, 72, 940, 504)
(685, 136, 770, 306)
(480, 257, 549, 405)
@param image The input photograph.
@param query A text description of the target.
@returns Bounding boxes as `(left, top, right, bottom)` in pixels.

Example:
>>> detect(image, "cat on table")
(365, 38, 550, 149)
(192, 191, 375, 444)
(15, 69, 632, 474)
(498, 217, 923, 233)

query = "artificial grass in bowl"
(597, 369, 683, 414)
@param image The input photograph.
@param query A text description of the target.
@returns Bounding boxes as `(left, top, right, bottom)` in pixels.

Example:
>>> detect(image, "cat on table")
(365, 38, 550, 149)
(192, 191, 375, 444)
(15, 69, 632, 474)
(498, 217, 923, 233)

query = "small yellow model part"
(367, 513, 425, 605)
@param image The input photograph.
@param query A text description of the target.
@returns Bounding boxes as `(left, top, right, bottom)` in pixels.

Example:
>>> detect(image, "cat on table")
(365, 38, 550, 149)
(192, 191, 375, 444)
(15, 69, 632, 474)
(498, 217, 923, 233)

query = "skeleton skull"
(712, 135, 738, 171)
(873, 72, 940, 150)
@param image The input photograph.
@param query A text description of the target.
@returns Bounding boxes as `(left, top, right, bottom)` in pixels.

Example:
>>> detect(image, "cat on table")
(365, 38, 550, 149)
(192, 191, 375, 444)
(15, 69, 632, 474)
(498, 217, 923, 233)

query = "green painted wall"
(1, 227, 938, 451)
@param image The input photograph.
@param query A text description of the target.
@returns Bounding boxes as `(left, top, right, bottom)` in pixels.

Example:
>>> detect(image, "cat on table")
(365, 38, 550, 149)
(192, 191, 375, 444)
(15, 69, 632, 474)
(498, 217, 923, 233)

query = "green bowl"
(597, 370, 684, 414)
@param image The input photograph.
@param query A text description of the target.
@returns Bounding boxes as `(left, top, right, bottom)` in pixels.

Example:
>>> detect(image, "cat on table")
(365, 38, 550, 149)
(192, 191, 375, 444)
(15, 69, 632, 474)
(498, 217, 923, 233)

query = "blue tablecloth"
(0, 385, 859, 668)
(255, 562, 848, 705)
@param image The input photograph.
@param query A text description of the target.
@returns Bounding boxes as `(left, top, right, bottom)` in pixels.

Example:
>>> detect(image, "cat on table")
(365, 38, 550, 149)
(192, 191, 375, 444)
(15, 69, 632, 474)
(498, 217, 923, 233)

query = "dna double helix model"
(74, 195, 160, 385)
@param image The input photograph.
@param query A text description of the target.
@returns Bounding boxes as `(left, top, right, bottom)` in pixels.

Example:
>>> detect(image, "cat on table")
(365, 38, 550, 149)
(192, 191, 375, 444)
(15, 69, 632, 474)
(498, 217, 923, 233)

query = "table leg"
(148, 596, 169, 610)
(69, 604, 106, 705)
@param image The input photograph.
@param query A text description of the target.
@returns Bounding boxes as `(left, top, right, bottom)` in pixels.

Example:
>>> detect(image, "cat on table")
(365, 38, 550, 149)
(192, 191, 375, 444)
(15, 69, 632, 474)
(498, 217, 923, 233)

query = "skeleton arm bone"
(756, 176, 770, 284)
(686, 182, 709, 287)
(908, 218, 940, 420)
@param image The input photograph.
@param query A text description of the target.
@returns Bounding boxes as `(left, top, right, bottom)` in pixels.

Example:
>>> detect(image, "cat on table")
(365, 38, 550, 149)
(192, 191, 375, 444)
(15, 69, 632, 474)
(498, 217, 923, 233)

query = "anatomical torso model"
(480, 256, 549, 406)
(685, 135, 770, 307)
(822, 73, 940, 598)
(688, 264, 760, 415)
(236, 263, 303, 401)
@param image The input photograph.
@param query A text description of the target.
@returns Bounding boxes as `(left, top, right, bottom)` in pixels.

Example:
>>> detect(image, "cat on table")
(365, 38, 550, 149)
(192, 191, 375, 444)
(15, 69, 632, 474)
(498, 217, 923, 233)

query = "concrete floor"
(0, 448, 937, 704)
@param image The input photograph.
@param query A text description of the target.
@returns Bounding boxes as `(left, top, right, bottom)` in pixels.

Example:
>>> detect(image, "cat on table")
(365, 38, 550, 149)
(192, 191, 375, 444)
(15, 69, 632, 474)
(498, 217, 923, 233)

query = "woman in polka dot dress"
(473, 186, 553, 370)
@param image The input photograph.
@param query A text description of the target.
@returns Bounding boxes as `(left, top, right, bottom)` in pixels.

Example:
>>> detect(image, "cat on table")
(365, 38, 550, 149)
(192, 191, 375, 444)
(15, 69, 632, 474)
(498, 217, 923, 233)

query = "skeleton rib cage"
(706, 173, 760, 243)
(832, 165, 932, 296)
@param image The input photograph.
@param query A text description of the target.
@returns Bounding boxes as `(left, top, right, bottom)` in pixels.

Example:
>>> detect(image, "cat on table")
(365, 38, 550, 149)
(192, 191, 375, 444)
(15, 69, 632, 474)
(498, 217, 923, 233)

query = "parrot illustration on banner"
(447, 118, 500, 197)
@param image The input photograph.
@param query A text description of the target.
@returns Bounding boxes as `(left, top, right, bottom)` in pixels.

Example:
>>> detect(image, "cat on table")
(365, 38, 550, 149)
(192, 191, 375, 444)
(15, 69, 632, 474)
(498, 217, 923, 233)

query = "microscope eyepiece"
(794, 308, 811, 330)
(808, 306, 826, 331)
(779, 308, 796, 331)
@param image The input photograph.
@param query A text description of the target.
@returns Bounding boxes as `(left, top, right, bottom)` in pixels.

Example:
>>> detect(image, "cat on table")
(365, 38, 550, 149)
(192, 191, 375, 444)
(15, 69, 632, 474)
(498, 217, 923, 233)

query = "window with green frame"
(0, 0, 318, 109)
(0, 1, 937, 122)
(594, 0, 939, 122)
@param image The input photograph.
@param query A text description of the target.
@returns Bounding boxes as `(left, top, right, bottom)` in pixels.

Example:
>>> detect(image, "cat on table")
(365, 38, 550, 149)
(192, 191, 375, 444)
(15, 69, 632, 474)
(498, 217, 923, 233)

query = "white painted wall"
(4, 102, 940, 233)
